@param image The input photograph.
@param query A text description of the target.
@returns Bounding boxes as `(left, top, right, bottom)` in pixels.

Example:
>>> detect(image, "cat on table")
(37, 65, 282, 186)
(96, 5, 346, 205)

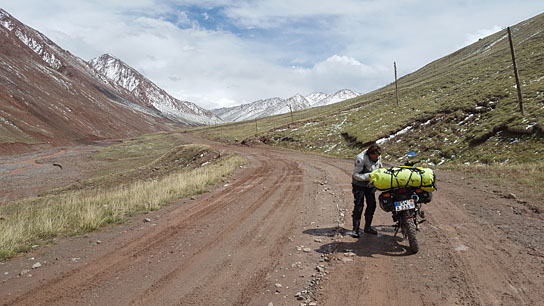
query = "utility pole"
(255, 116, 258, 136)
(507, 27, 524, 116)
(394, 62, 399, 106)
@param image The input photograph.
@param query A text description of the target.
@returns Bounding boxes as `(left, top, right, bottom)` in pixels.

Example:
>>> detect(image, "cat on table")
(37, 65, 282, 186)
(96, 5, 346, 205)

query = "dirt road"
(1, 136, 542, 306)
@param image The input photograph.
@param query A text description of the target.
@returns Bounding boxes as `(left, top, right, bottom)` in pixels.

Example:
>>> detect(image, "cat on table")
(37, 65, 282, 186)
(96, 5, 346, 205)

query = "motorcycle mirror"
(406, 151, 417, 158)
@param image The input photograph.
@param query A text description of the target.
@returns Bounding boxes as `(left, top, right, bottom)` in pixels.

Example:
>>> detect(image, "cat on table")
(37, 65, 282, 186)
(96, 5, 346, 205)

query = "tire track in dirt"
(187, 159, 304, 306)
(425, 191, 536, 305)
(130, 156, 304, 305)
(3, 153, 278, 306)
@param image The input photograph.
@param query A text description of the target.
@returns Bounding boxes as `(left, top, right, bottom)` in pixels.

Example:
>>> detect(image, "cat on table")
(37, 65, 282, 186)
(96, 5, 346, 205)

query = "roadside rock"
(505, 193, 517, 200)
(19, 269, 30, 276)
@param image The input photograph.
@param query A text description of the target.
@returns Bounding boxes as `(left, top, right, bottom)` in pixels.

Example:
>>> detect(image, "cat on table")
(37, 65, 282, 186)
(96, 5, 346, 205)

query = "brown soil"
(0, 133, 542, 306)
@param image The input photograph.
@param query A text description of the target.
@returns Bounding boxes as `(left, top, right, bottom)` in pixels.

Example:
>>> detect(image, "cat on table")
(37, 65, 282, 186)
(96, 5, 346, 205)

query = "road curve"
(1, 137, 542, 306)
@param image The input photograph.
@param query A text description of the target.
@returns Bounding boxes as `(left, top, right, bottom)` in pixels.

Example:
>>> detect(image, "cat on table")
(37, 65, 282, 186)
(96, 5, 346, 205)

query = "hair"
(367, 143, 382, 155)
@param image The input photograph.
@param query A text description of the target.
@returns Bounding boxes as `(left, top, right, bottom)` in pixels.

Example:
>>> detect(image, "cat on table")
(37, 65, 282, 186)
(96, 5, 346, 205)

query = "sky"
(1, 1, 543, 109)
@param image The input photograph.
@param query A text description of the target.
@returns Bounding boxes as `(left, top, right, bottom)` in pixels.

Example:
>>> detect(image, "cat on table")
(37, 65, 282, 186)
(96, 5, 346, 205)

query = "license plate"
(394, 199, 415, 211)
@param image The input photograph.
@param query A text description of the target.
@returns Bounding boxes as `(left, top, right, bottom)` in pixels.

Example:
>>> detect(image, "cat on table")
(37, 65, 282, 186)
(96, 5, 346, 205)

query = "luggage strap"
(387, 167, 426, 189)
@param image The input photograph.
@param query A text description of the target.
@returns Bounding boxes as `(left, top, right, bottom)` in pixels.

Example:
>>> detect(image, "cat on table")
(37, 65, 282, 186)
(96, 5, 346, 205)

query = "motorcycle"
(376, 152, 435, 253)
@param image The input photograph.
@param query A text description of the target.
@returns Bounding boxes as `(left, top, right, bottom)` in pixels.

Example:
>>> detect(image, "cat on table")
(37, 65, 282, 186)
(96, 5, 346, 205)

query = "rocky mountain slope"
(211, 89, 360, 122)
(89, 54, 221, 125)
(0, 9, 169, 150)
(0, 9, 219, 153)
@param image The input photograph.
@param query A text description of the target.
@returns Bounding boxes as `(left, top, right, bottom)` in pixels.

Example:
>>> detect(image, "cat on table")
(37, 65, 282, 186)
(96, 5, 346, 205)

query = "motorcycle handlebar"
(403, 160, 421, 167)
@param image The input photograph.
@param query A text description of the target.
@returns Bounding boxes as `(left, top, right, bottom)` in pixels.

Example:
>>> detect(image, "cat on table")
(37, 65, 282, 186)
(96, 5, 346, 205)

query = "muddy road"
(1, 136, 542, 306)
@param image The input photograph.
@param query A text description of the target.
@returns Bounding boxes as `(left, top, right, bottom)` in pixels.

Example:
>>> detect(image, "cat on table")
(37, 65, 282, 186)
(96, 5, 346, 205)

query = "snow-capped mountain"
(89, 54, 221, 125)
(305, 92, 330, 105)
(310, 89, 361, 107)
(0, 8, 208, 149)
(212, 89, 360, 122)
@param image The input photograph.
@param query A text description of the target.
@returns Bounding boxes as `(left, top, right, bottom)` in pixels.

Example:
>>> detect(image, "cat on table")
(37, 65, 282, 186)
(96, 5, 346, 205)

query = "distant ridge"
(212, 89, 360, 122)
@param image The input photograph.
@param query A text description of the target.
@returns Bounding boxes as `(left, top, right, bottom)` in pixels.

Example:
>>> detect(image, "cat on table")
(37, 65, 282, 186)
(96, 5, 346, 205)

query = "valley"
(0, 132, 542, 306)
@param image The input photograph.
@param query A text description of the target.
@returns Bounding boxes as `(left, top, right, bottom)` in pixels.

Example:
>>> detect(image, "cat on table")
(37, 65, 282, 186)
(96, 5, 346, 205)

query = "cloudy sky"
(1, 1, 543, 109)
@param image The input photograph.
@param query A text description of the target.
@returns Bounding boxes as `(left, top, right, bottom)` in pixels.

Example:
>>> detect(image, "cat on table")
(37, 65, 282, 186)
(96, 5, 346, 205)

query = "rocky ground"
(0, 133, 542, 306)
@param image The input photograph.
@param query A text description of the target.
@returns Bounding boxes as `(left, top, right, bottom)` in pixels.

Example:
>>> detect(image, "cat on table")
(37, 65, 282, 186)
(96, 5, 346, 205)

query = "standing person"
(350, 143, 382, 238)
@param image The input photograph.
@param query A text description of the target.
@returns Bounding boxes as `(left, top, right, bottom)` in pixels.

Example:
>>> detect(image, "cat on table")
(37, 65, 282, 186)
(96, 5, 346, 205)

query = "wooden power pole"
(507, 27, 524, 116)
(394, 62, 399, 106)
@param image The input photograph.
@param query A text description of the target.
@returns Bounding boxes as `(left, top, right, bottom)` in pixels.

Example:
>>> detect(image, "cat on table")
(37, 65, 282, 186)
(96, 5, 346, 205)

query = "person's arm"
(352, 155, 371, 182)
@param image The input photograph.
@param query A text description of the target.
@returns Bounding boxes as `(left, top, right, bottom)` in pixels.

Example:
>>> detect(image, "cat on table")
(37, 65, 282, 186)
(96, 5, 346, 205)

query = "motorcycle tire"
(404, 218, 419, 254)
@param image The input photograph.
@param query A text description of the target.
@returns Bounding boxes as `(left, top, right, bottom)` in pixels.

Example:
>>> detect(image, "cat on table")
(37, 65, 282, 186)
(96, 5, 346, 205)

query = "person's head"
(366, 143, 382, 162)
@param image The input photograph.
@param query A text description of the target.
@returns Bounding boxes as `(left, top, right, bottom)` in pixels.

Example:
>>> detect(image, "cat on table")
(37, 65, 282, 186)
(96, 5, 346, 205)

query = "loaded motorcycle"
(371, 152, 436, 254)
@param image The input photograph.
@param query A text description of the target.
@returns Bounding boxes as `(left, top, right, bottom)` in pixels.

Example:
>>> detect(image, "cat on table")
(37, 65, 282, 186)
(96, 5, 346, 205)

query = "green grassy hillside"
(197, 12, 544, 166)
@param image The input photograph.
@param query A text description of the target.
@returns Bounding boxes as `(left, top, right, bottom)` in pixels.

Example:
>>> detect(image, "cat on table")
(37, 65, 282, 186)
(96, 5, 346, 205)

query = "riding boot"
(364, 215, 378, 235)
(351, 218, 361, 238)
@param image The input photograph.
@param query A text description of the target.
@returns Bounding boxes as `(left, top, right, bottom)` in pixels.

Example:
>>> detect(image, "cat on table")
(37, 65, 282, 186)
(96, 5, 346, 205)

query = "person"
(350, 143, 382, 238)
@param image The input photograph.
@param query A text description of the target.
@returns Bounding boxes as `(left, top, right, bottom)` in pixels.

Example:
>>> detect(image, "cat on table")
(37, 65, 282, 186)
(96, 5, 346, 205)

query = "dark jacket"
(351, 149, 383, 188)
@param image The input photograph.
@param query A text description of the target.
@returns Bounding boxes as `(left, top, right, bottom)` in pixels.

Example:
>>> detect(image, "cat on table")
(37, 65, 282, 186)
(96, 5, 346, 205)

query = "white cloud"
(175, 11, 191, 26)
(1, 0, 543, 109)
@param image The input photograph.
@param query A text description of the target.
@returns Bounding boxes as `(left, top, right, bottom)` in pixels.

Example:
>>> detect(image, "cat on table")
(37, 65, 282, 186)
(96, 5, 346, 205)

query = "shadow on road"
(304, 225, 413, 257)
(303, 226, 344, 237)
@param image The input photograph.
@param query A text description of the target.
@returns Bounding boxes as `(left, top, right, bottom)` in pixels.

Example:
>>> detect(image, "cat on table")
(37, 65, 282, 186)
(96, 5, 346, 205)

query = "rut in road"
(130, 156, 303, 305)
(4, 152, 305, 306)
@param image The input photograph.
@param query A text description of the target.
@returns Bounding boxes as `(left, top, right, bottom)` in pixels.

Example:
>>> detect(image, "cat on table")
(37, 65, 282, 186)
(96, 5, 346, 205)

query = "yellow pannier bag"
(370, 167, 436, 192)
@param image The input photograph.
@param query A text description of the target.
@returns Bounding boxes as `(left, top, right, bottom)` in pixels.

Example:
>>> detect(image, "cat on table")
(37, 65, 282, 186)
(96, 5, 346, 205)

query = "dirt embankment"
(0, 134, 542, 306)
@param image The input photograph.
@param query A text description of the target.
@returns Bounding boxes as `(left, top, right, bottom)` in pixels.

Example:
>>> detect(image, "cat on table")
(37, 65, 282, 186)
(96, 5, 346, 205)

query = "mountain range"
(0, 8, 363, 152)
(88, 54, 222, 125)
(211, 89, 360, 122)
(0, 8, 220, 150)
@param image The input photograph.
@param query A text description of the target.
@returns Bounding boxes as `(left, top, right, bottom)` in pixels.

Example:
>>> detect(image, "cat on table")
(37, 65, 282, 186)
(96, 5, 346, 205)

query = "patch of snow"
(376, 125, 413, 145)
(0, 17, 14, 31)
(14, 30, 62, 70)
(531, 75, 544, 83)
(324, 144, 338, 153)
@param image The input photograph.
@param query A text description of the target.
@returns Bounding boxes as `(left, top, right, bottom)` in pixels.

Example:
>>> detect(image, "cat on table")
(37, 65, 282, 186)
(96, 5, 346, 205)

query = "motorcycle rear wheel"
(403, 218, 419, 254)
